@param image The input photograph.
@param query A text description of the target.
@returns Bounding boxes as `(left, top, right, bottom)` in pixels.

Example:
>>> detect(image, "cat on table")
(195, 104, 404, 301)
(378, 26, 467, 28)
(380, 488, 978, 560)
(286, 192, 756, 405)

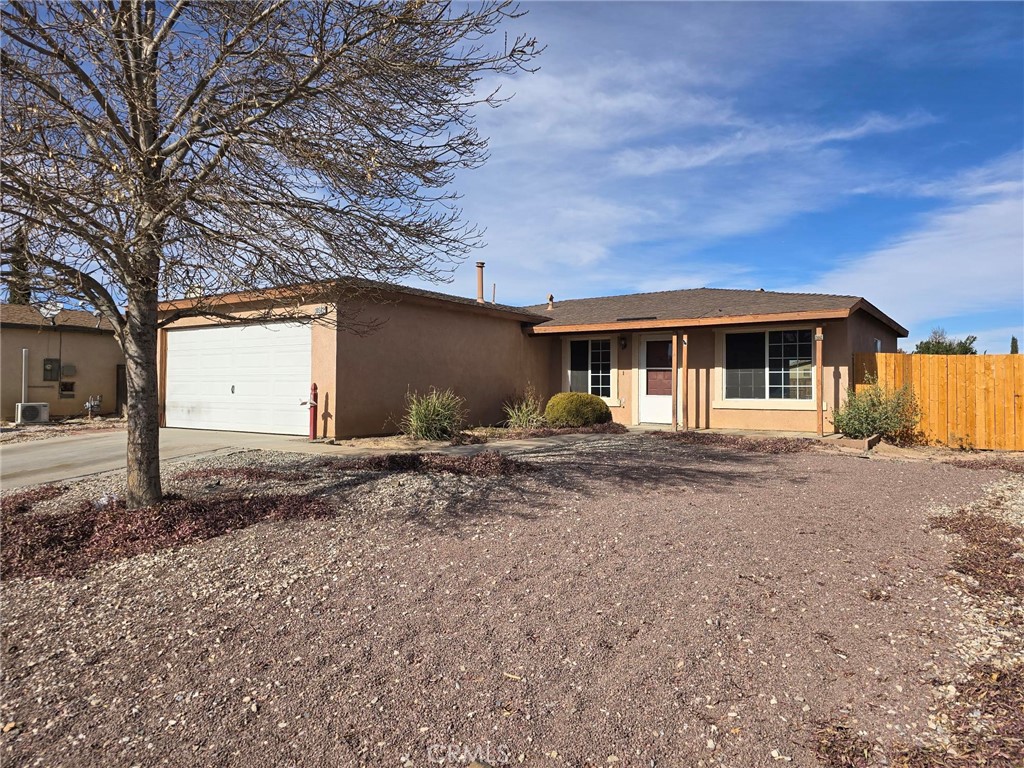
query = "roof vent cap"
(546, 293, 554, 311)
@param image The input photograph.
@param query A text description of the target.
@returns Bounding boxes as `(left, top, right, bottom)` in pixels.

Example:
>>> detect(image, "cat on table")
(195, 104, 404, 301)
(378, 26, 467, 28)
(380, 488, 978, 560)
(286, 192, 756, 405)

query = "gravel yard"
(2, 434, 1021, 767)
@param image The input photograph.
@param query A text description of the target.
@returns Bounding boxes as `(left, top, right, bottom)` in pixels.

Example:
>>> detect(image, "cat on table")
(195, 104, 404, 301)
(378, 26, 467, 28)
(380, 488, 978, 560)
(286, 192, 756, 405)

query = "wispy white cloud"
(400, 1, 1021, 326)
(475, 61, 738, 156)
(454, 69, 935, 303)
(790, 153, 1024, 330)
(612, 110, 937, 176)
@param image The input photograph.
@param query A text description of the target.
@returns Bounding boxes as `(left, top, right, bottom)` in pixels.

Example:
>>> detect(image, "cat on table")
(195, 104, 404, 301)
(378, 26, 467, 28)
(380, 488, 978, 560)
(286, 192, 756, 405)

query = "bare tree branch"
(1, 0, 540, 507)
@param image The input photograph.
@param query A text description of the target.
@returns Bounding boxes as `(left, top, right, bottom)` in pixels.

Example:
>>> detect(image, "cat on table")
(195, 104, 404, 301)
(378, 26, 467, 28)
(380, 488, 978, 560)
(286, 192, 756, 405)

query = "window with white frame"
(725, 329, 813, 400)
(569, 338, 612, 398)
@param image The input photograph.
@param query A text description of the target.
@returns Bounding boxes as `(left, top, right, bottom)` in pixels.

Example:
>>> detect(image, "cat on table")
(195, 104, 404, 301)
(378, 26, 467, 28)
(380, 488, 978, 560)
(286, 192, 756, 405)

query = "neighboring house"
(0, 303, 126, 421)
(156, 268, 906, 438)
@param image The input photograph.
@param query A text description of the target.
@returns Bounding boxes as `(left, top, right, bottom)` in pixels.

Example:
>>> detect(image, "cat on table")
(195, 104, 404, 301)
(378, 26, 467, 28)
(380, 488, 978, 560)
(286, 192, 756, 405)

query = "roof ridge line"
(520, 286, 861, 308)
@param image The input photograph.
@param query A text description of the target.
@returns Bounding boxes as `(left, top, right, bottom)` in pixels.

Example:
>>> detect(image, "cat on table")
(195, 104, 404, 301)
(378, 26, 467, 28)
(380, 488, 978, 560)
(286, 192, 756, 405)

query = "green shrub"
(831, 375, 920, 444)
(544, 392, 612, 428)
(503, 384, 546, 430)
(401, 388, 466, 440)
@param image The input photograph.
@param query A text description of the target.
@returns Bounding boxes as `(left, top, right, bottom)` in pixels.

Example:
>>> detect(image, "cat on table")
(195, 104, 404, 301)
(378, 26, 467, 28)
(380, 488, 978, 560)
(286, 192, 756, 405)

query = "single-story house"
(156, 265, 907, 438)
(1, 303, 126, 421)
(524, 286, 906, 434)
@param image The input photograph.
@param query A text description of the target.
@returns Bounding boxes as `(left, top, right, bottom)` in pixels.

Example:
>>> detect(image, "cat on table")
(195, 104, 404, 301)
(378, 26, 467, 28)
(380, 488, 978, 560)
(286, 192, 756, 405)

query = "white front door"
(639, 335, 674, 424)
(165, 322, 312, 435)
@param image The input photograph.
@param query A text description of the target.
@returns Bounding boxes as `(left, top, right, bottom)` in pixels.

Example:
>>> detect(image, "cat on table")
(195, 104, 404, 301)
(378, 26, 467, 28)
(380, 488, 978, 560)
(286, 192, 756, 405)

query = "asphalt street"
(0, 429, 330, 488)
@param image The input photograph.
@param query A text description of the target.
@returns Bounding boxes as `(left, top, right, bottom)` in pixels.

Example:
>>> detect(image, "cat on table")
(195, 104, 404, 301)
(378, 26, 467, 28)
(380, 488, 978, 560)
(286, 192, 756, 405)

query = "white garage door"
(165, 322, 312, 435)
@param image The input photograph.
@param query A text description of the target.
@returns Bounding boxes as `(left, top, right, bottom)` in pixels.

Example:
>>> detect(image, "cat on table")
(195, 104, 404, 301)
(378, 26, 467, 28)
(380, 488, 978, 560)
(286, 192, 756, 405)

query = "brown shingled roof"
(522, 287, 906, 335)
(0, 303, 117, 333)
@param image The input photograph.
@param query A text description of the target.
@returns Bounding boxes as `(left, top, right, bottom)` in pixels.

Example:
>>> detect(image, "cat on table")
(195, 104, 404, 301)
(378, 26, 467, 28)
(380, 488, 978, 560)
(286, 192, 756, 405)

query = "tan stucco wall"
(548, 319, 863, 434)
(334, 298, 557, 437)
(847, 310, 900, 354)
(612, 336, 633, 425)
(1, 327, 124, 420)
(158, 298, 557, 438)
(311, 320, 338, 440)
(812, 310, 901, 422)
(542, 333, 634, 425)
(692, 320, 848, 432)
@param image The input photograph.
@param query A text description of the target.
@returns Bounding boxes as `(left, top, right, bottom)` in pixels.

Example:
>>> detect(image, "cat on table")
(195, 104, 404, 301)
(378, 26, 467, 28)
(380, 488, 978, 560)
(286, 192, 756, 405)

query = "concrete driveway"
(1, 428, 610, 489)
(0, 429, 339, 489)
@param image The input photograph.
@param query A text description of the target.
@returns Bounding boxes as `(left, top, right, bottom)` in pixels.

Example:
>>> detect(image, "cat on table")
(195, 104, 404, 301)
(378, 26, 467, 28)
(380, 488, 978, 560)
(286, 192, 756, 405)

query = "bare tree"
(1, 0, 539, 507)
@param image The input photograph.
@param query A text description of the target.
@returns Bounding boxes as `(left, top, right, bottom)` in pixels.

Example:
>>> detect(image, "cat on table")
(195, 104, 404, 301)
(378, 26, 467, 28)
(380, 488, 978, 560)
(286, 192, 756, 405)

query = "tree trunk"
(123, 291, 162, 508)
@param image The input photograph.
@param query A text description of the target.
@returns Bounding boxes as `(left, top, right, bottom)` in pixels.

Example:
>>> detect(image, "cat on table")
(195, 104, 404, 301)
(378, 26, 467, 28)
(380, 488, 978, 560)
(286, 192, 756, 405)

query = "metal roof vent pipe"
(547, 293, 554, 311)
(476, 261, 485, 304)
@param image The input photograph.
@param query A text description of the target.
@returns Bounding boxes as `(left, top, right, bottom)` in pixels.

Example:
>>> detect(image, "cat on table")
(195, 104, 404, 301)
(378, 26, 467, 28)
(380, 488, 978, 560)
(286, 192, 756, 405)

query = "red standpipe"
(308, 382, 318, 441)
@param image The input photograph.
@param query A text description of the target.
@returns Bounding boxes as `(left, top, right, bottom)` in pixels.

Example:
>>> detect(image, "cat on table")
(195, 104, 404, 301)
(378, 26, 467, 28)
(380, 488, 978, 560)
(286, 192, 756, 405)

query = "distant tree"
(913, 328, 978, 355)
(1012, 336, 1020, 355)
(1, 0, 539, 507)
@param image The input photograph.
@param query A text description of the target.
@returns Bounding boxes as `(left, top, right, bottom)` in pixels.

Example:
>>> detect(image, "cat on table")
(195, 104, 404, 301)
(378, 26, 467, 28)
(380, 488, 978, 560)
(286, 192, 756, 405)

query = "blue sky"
(412, 1, 1024, 353)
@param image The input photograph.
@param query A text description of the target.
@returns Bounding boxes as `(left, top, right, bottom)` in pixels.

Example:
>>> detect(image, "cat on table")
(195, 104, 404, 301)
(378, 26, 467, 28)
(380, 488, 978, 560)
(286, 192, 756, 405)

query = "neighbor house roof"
(0, 303, 117, 333)
(157, 277, 550, 324)
(523, 288, 908, 336)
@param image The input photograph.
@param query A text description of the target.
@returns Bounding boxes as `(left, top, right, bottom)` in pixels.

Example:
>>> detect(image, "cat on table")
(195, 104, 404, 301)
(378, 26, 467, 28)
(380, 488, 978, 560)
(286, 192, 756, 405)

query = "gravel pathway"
(0, 434, 1015, 767)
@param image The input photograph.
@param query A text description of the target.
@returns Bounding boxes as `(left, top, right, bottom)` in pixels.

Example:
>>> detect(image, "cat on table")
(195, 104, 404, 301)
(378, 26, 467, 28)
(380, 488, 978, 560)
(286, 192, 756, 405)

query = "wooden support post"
(681, 332, 689, 431)
(671, 332, 679, 431)
(815, 325, 824, 437)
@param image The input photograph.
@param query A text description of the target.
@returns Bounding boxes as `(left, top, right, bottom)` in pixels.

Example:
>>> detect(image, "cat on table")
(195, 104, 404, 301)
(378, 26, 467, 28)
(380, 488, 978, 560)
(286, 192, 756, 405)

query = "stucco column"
(815, 325, 824, 436)
(671, 332, 679, 431)
(680, 332, 689, 431)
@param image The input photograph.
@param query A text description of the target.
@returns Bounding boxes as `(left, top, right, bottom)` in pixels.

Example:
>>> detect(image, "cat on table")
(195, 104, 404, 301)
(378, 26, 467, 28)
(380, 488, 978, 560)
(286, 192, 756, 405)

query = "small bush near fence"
(504, 384, 546, 430)
(831, 375, 920, 444)
(402, 388, 467, 441)
(544, 392, 612, 428)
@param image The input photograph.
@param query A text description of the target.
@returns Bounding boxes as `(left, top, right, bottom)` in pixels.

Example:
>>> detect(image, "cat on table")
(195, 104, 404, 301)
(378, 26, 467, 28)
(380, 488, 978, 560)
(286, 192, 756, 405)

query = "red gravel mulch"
(1, 493, 333, 580)
(0, 484, 67, 515)
(654, 429, 816, 453)
(325, 450, 537, 476)
(451, 422, 629, 445)
(932, 509, 1024, 599)
(946, 456, 1024, 474)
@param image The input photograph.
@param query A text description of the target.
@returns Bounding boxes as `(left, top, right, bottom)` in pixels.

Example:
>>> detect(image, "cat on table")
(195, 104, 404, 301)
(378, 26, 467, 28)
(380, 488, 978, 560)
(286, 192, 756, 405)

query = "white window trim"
(562, 336, 619, 407)
(713, 326, 817, 411)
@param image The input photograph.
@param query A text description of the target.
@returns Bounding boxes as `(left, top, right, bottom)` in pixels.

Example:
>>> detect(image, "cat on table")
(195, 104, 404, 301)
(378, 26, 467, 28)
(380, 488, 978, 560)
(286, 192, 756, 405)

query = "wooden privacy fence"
(853, 353, 1024, 451)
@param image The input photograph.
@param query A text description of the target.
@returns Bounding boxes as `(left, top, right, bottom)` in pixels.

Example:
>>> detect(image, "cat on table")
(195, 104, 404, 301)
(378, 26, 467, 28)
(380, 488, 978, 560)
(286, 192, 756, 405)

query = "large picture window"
(569, 338, 612, 398)
(725, 329, 813, 400)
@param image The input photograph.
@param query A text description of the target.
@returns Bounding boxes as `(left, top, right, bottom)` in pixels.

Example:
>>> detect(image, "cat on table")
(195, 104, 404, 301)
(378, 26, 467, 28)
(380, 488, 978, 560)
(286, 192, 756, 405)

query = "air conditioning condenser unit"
(15, 403, 50, 424)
